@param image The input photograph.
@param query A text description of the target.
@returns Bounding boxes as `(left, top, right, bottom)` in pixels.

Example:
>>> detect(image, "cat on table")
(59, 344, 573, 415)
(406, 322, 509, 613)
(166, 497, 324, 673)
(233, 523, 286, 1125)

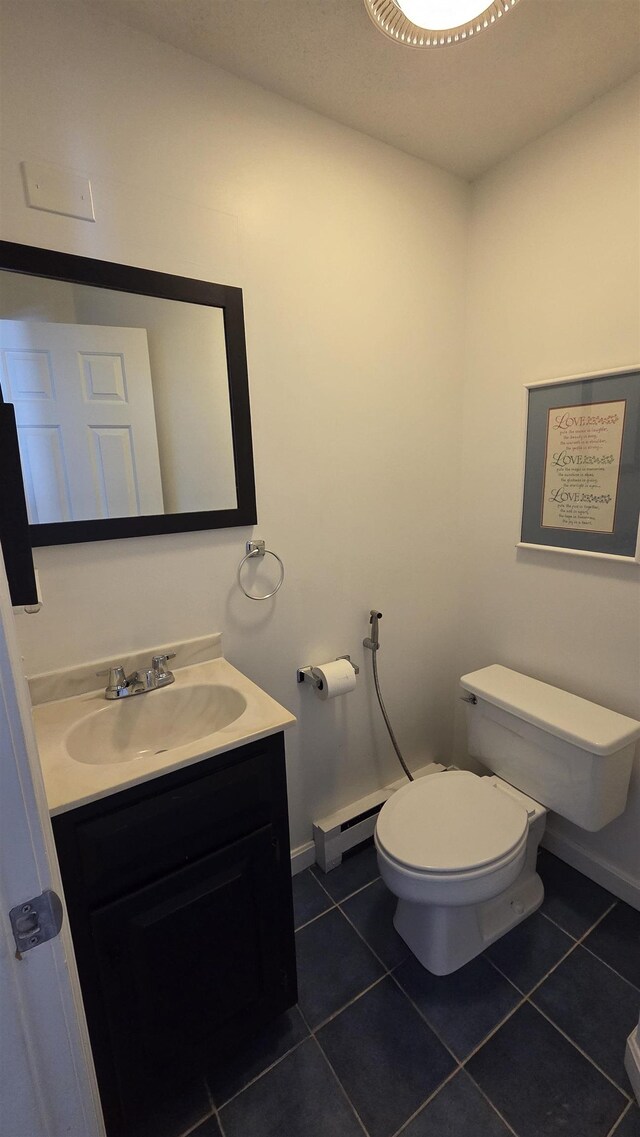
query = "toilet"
(375, 664, 640, 976)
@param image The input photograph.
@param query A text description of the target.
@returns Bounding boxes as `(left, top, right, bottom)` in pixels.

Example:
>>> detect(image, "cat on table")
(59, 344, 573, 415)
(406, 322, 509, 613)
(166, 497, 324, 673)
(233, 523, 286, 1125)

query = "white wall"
(0, 0, 469, 850)
(459, 76, 640, 894)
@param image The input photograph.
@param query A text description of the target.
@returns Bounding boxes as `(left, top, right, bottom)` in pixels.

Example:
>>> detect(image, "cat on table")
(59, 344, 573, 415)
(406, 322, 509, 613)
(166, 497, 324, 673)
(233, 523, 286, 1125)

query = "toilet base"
(393, 866, 544, 975)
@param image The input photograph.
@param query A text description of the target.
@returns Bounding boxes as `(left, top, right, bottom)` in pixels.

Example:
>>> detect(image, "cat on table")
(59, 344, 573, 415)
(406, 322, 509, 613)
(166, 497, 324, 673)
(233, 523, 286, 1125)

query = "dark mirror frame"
(0, 241, 257, 546)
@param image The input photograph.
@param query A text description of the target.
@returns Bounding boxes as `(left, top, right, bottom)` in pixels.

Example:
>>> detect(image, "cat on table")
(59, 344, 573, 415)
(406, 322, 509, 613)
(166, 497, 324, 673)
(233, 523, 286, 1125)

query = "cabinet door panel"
(76, 748, 277, 905)
(90, 825, 283, 1096)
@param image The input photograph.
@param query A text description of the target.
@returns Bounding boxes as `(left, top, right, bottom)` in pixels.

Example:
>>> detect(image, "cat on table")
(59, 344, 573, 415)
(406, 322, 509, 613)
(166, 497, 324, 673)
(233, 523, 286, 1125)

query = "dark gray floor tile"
(219, 1037, 363, 1137)
(208, 1006, 309, 1107)
(311, 843, 380, 901)
(484, 910, 575, 993)
(467, 1002, 626, 1137)
(531, 945, 640, 1090)
(296, 906, 384, 1028)
(613, 1103, 640, 1136)
(342, 877, 409, 969)
(292, 868, 333, 929)
(401, 1070, 511, 1137)
(394, 952, 520, 1060)
(189, 1117, 223, 1137)
(583, 902, 640, 990)
(538, 850, 616, 938)
(317, 974, 455, 1137)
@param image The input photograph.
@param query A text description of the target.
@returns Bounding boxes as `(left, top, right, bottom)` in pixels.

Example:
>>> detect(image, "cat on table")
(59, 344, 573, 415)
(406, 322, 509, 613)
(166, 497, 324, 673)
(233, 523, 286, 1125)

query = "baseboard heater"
(312, 761, 446, 872)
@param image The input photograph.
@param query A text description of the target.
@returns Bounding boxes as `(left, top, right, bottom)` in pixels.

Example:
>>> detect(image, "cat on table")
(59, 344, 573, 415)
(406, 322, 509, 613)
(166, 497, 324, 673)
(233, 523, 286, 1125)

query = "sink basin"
(32, 647, 296, 814)
(65, 683, 248, 765)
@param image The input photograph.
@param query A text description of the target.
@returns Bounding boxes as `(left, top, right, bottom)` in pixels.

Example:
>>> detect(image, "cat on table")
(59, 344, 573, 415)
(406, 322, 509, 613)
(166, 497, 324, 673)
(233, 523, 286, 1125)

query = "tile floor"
(172, 845, 639, 1137)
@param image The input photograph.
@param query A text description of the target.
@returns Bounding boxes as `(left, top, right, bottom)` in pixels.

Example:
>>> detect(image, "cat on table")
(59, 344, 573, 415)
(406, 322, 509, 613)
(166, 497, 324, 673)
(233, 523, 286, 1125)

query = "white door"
(0, 320, 164, 523)
(0, 562, 105, 1137)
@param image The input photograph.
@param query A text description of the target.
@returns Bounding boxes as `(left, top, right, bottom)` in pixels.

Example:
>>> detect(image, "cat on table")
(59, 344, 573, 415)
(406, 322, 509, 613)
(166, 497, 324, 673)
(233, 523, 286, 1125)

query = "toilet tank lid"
(459, 665, 640, 756)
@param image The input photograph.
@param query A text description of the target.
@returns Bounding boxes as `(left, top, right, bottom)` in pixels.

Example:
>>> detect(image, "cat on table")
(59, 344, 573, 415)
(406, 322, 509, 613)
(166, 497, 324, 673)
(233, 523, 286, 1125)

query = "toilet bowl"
(375, 770, 530, 906)
(375, 769, 546, 974)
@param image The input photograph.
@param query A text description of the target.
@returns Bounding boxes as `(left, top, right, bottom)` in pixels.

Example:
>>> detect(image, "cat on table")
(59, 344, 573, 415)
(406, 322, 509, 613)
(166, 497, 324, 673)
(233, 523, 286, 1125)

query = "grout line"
(386, 967, 476, 1067)
(314, 1036, 370, 1136)
(537, 897, 618, 943)
(606, 1099, 634, 1136)
(389, 1064, 462, 1137)
(580, 940, 640, 994)
(581, 899, 619, 934)
(213, 1035, 310, 1111)
(336, 874, 382, 905)
(295, 903, 336, 933)
(481, 950, 542, 997)
(486, 929, 583, 998)
(527, 999, 632, 1102)
(296, 866, 382, 931)
(536, 907, 579, 939)
(337, 892, 402, 972)
(297, 998, 313, 1033)
(524, 901, 620, 1000)
(489, 898, 620, 1004)
(463, 1070, 521, 1137)
(310, 863, 382, 908)
(458, 995, 528, 1067)
(178, 1106, 217, 1137)
(308, 865, 340, 902)
(312, 972, 389, 1033)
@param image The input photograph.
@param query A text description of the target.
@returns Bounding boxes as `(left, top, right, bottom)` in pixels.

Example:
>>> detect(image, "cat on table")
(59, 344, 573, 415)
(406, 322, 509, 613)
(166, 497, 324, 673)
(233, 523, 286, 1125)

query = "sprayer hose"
(371, 649, 414, 782)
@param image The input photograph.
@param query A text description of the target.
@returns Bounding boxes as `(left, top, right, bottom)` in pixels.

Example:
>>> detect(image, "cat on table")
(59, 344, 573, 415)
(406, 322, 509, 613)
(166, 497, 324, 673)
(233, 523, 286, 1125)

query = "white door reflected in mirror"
(0, 319, 164, 523)
(0, 268, 238, 520)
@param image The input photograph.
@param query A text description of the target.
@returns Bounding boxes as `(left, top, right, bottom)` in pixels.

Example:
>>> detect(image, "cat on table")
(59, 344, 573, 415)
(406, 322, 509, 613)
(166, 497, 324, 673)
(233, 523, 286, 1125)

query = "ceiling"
(83, 0, 640, 180)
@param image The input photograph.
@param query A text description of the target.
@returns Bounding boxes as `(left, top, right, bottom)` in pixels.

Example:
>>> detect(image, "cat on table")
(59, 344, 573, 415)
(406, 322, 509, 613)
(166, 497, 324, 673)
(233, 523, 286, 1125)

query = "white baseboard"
(625, 1023, 640, 1105)
(542, 829, 640, 911)
(290, 841, 316, 876)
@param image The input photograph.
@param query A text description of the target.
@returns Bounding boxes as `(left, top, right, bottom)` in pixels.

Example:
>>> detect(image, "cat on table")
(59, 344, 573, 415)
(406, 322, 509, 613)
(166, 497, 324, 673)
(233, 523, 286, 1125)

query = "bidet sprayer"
(364, 609, 382, 652)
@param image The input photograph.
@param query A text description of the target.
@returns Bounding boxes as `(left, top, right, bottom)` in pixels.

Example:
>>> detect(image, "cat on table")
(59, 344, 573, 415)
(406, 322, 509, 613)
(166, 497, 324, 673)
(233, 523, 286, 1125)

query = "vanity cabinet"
(52, 732, 297, 1137)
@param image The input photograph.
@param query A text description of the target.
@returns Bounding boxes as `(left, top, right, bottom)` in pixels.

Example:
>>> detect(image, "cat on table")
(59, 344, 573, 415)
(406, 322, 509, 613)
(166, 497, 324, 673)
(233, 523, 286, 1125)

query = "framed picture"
(519, 366, 640, 563)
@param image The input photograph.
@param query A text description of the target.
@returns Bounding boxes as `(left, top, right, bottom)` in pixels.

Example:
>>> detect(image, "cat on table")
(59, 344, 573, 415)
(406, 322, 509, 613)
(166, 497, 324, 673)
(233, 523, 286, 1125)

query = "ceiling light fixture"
(364, 0, 521, 47)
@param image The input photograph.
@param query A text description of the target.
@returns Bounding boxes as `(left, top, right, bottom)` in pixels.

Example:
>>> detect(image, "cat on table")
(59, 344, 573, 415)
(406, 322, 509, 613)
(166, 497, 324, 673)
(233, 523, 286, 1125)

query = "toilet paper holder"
(297, 655, 359, 688)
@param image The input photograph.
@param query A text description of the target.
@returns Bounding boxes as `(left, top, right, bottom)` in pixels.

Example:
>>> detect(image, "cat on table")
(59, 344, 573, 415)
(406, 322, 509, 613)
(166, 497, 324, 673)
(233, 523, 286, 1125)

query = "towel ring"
(237, 540, 285, 601)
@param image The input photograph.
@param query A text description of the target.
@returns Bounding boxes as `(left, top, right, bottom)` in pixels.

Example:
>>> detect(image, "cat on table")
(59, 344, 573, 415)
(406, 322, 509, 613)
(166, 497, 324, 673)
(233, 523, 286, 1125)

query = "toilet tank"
(460, 665, 640, 831)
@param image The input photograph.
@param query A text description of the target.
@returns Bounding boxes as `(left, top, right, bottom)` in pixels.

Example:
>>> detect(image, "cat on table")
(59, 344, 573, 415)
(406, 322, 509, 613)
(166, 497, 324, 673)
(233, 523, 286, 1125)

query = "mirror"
(0, 242, 256, 546)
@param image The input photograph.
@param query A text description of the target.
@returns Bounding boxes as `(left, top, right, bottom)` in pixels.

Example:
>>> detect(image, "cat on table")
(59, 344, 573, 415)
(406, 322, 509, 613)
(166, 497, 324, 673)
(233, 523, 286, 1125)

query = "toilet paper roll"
(311, 658, 357, 700)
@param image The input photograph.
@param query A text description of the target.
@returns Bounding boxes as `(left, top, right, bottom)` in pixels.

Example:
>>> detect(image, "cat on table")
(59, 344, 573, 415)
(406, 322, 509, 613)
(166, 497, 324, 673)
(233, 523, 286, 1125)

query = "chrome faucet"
(97, 653, 176, 699)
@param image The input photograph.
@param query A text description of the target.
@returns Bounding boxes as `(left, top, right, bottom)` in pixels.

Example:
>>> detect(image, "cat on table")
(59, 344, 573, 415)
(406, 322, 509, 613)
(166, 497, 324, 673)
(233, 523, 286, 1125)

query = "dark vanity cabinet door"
(52, 733, 296, 1137)
(92, 827, 283, 1079)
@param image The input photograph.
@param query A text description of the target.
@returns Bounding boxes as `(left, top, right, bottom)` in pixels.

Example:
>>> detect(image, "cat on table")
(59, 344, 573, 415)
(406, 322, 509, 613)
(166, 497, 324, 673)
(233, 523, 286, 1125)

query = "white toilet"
(375, 664, 640, 976)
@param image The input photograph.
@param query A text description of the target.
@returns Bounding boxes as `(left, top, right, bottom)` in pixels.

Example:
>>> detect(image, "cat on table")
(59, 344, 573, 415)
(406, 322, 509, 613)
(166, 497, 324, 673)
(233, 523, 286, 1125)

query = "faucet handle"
(96, 665, 127, 691)
(151, 652, 175, 671)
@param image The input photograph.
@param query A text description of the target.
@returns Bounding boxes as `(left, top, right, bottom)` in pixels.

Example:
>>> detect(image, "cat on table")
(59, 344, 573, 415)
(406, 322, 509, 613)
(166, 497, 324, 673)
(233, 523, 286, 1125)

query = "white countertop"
(33, 656, 296, 816)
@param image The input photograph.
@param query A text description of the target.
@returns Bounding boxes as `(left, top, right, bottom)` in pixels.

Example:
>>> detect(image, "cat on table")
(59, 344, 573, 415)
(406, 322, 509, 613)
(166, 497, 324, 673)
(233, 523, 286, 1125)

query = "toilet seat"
(375, 770, 528, 877)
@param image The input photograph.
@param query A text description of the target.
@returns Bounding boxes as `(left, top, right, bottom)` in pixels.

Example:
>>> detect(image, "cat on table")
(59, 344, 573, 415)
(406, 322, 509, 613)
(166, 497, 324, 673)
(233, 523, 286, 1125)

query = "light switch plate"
(21, 161, 95, 221)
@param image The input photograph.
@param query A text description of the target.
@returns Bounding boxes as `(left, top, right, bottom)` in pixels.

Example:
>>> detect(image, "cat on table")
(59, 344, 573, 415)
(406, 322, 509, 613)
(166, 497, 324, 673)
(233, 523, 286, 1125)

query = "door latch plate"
(9, 889, 63, 956)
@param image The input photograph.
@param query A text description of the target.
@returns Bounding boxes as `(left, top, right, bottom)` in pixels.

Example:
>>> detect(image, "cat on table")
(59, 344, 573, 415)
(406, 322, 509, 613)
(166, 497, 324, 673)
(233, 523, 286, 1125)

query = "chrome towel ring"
(237, 540, 285, 601)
